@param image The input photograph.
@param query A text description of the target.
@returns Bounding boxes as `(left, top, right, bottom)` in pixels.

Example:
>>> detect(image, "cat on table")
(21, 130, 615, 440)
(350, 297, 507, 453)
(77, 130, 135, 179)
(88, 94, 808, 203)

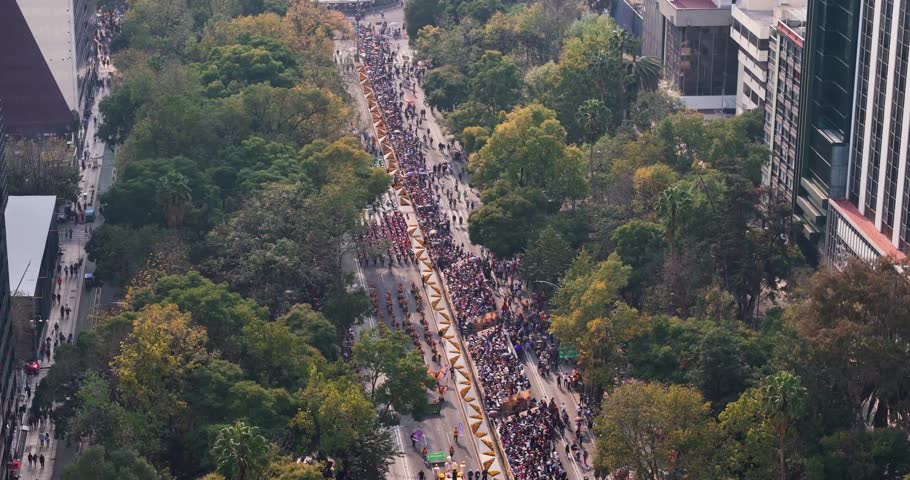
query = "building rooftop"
(6, 195, 56, 297)
(735, 6, 775, 23)
(670, 0, 720, 9)
(14, 0, 79, 112)
(777, 7, 807, 40)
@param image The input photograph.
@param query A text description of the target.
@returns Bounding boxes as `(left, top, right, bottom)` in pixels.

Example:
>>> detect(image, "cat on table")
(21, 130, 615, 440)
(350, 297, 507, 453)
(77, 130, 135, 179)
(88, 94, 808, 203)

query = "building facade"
(6, 196, 58, 366)
(763, 10, 806, 206)
(731, 1, 773, 113)
(793, 0, 862, 254)
(652, 0, 739, 112)
(0, 0, 98, 136)
(822, 0, 910, 266)
(612, 0, 645, 39)
(0, 105, 18, 474)
(641, 0, 666, 58)
(730, 0, 808, 114)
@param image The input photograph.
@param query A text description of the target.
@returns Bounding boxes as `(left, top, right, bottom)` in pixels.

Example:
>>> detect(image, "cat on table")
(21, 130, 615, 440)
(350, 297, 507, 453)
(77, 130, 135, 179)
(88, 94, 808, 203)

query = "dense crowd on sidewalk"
(498, 401, 568, 480)
(465, 326, 530, 410)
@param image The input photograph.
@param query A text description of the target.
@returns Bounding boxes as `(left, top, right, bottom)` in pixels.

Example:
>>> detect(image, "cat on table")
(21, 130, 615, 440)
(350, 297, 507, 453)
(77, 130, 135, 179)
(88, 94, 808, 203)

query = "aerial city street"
(0, 0, 909, 479)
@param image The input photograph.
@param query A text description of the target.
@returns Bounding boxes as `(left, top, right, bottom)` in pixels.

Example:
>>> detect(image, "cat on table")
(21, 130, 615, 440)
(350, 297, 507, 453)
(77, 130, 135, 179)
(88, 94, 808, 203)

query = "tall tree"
(111, 303, 210, 425)
(789, 257, 910, 429)
(717, 386, 778, 480)
(551, 252, 631, 349)
(594, 382, 718, 480)
(656, 184, 691, 249)
(297, 373, 399, 479)
(760, 371, 806, 480)
(212, 421, 271, 480)
(576, 99, 612, 182)
(157, 170, 193, 227)
(468, 50, 523, 112)
(5, 137, 81, 201)
(521, 226, 573, 293)
(423, 66, 468, 111)
(353, 327, 435, 415)
(470, 103, 587, 202)
(62, 446, 163, 480)
(404, 0, 441, 39)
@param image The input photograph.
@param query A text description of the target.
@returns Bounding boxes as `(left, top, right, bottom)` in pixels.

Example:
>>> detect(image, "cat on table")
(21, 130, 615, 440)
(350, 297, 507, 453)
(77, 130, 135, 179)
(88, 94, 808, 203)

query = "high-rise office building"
(0, 104, 19, 473)
(763, 8, 806, 205)
(824, 0, 910, 266)
(793, 0, 862, 257)
(644, 0, 739, 112)
(0, 0, 97, 136)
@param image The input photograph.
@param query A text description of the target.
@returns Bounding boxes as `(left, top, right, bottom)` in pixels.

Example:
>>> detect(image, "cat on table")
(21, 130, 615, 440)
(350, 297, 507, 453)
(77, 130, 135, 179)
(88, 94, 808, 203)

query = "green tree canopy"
(423, 65, 468, 111)
(132, 271, 266, 359)
(111, 304, 211, 428)
(468, 50, 522, 111)
(788, 257, 910, 430)
(353, 327, 435, 416)
(520, 226, 573, 293)
(594, 382, 718, 480)
(278, 303, 340, 360)
(211, 421, 271, 480)
(200, 35, 299, 97)
(62, 446, 164, 480)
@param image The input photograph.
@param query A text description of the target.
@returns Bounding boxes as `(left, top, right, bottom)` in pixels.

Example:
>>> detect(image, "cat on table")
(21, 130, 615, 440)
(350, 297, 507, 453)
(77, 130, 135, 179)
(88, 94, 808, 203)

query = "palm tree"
(576, 99, 612, 183)
(157, 170, 192, 227)
(760, 372, 807, 480)
(629, 55, 662, 92)
(656, 185, 691, 249)
(212, 421, 270, 480)
(611, 29, 662, 113)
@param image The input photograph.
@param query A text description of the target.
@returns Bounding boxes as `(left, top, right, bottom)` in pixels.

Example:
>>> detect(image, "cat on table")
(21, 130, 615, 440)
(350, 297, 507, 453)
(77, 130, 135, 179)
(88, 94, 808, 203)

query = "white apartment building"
(730, 0, 806, 114)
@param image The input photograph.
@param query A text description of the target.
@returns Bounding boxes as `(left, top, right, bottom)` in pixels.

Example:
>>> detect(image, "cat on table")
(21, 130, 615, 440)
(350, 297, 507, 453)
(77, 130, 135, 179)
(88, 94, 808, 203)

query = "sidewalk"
(15, 46, 114, 480)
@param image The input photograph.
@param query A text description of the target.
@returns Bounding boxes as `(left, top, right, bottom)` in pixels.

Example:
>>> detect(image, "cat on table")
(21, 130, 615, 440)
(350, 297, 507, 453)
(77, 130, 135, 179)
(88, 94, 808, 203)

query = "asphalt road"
(339, 6, 596, 479)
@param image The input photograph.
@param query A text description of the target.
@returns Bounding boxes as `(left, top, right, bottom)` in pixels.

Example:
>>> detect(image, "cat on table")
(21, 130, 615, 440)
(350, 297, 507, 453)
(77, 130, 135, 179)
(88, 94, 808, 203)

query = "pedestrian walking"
(453, 427, 458, 444)
(39, 454, 45, 469)
(448, 444, 455, 459)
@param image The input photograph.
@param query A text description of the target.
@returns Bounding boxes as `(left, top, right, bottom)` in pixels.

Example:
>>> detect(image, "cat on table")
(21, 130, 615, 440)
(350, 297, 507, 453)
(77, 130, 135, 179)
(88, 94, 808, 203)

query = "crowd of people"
(498, 401, 567, 480)
(356, 22, 570, 479)
(356, 210, 414, 266)
(446, 257, 497, 329)
(465, 326, 530, 411)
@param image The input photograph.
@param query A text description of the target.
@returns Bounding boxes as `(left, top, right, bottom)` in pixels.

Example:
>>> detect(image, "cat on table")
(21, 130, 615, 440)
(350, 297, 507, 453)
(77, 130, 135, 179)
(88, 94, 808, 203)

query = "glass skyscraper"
(812, 0, 910, 266)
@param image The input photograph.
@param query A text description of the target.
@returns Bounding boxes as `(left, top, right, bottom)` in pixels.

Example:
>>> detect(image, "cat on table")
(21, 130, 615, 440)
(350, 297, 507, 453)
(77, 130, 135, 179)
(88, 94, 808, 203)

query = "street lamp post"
(532, 280, 559, 290)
